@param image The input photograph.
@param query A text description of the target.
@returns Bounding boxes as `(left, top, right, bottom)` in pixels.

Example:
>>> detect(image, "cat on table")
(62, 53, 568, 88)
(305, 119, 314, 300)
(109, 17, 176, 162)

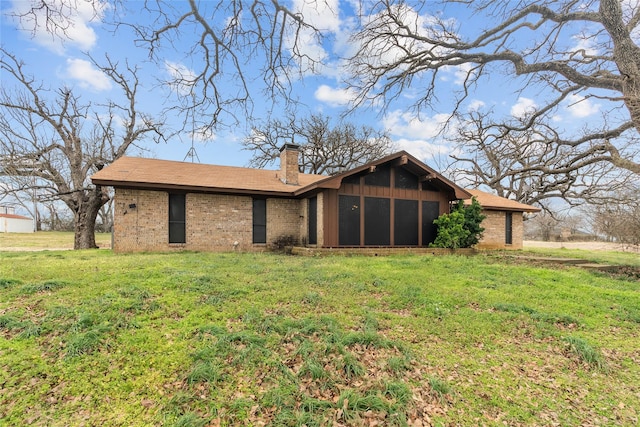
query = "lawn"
(0, 247, 638, 426)
(0, 231, 112, 250)
(520, 247, 640, 268)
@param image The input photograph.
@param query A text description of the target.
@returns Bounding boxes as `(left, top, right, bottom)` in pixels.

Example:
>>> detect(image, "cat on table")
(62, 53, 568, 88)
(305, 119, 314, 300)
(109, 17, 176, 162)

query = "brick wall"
(113, 188, 169, 252)
(113, 188, 306, 252)
(476, 209, 524, 250)
(266, 198, 303, 247)
(512, 211, 524, 249)
(186, 193, 253, 251)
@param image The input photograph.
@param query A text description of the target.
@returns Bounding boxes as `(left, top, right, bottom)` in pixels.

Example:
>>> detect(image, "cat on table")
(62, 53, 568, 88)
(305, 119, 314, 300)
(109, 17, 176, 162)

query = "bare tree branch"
(127, 0, 325, 129)
(243, 113, 394, 175)
(348, 0, 640, 175)
(448, 109, 637, 213)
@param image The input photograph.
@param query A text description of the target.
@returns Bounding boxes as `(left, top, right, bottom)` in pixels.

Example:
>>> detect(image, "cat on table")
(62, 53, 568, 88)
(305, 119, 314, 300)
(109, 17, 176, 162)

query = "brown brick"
(476, 210, 524, 250)
(112, 188, 310, 252)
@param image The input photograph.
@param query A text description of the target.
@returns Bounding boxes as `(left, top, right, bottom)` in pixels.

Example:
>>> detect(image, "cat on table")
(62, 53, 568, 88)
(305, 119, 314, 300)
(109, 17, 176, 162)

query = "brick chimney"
(279, 144, 300, 185)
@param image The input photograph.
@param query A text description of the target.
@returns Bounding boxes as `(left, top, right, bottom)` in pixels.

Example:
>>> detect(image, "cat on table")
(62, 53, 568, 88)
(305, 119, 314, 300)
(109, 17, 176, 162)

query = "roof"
(465, 189, 541, 213)
(0, 213, 32, 220)
(91, 151, 471, 199)
(302, 151, 471, 199)
(91, 156, 327, 197)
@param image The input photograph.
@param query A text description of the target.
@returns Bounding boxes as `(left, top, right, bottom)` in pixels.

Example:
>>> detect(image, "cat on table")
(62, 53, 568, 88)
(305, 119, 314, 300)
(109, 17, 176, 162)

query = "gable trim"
(294, 151, 471, 199)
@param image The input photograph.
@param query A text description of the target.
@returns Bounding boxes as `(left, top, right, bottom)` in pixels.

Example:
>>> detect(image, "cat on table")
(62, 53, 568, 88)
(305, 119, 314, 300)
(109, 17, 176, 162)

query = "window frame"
(253, 198, 267, 244)
(505, 211, 513, 245)
(168, 193, 186, 244)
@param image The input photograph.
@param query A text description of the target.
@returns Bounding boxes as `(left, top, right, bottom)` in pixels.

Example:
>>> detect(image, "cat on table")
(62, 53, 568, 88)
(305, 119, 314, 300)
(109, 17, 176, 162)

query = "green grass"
(0, 249, 638, 426)
(0, 231, 111, 249)
(562, 335, 608, 370)
(428, 376, 451, 401)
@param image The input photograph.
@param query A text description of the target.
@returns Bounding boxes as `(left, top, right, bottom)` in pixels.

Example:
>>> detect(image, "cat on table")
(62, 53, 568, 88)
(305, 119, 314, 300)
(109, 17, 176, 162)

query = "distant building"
(0, 206, 34, 233)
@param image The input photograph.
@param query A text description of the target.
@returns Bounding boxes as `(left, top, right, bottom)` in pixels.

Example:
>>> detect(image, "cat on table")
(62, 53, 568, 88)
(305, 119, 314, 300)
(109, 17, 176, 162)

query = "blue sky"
(1, 0, 606, 171)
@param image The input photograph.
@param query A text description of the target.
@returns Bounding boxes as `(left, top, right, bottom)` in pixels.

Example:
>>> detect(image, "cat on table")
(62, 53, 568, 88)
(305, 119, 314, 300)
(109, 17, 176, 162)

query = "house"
(464, 189, 541, 250)
(91, 146, 535, 252)
(0, 206, 34, 233)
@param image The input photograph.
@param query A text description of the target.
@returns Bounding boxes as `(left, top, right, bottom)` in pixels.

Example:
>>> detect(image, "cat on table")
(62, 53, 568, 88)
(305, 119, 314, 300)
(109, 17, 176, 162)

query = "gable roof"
(465, 189, 541, 213)
(91, 151, 471, 199)
(298, 151, 471, 199)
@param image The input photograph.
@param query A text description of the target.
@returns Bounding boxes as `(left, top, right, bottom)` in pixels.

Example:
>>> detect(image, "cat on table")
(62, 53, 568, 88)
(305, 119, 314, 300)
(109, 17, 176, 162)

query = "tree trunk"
(73, 187, 108, 250)
(600, 0, 640, 175)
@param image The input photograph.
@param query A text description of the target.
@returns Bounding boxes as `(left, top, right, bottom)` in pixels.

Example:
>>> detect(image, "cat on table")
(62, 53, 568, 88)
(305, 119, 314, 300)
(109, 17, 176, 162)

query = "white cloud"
(285, 0, 343, 76)
(9, 0, 106, 54)
(570, 36, 598, 57)
(440, 63, 476, 86)
(165, 61, 197, 95)
(190, 127, 216, 143)
(314, 84, 357, 107)
(293, 0, 341, 32)
(394, 138, 453, 162)
(467, 99, 486, 111)
(566, 94, 600, 118)
(510, 97, 537, 118)
(65, 58, 111, 91)
(382, 110, 451, 140)
(353, 4, 457, 76)
(381, 110, 459, 162)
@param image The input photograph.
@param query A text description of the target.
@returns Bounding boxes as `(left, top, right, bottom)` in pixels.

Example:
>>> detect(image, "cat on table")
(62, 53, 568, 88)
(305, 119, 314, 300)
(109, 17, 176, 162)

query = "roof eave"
(482, 206, 542, 213)
(92, 180, 299, 198)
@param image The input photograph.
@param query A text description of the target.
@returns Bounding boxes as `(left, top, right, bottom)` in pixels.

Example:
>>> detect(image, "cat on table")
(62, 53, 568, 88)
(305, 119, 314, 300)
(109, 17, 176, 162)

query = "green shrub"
(431, 198, 485, 248)
(432, 210, 468, 249)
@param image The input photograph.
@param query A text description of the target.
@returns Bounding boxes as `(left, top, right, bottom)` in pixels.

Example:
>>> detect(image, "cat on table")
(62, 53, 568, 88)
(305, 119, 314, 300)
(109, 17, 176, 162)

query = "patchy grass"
(519, 247, 640, 267)
(0, 231, 111, 249)
(562, 336, 608, 371)
(0, 249, 638, 426)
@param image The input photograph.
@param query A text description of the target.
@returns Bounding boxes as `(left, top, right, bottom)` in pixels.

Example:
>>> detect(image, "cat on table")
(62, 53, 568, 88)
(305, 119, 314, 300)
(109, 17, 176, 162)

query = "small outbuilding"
(0, 207, 34, 233)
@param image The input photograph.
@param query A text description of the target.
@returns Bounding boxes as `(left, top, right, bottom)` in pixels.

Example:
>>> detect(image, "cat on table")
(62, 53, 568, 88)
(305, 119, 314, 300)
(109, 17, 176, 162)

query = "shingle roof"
(91, 152, 472, 200)
(0, 213, 32, 220)
(91, 156, 327, 196)
(465, 189, 541, 213)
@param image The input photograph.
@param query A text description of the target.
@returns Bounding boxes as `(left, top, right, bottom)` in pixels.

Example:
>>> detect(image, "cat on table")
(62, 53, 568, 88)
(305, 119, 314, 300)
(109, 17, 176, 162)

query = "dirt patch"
(524, 240, 639, 253)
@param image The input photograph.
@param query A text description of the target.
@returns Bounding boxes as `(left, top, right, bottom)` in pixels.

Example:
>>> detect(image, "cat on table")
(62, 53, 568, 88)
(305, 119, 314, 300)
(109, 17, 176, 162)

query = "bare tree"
(448, 110, 637, 213)
(348, 0, 640, 175)
(96, 195, 113, 233)
(0, 49, 164, 249)
(526, 210, 591, 241)
(243, 114, 393, 175)
(590, 188, 640, 246)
